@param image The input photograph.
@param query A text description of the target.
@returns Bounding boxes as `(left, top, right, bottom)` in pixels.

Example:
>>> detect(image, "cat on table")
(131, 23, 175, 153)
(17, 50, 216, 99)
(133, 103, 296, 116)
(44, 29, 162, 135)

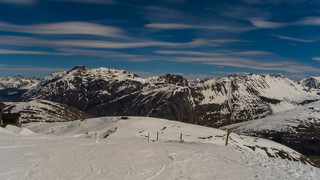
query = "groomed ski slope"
(1, 117, 319, 180)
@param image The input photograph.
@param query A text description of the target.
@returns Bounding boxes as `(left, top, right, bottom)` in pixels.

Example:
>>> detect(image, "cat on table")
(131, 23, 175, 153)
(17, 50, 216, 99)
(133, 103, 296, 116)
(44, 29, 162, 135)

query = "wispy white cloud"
(212, 3, 271, 21)
(243, 0, 313, 5)
(0, 0, 36, 5)
(0, 36, 242, 49)
(0, 64, 68, 72)
(143, 6, 255, 32)
(57, 48, 142, 58)
(296, 16, 320, 26)
(0, 49, 71, 55)
(52, 0, 115, 4)
(145, 22, 255, 32)
(0, 21, 126, 38)
(272, 34, 314, 42)
(167, 56, 320, 73)
(145, 23, 194, 29)
(242, 0, 282, 4)
(250, 18, 286, 28)
(0, 0, 115, 5)
(154, 50, 224, 56)
(0, 48, 142, 59)
(143, 6, 189, 24)
(312, 57, 320, 61)
(155, 50, 273, 56)
(206, 62, 319, 73)
(250, 16, 320, 28)
(231, 51, 273, 55)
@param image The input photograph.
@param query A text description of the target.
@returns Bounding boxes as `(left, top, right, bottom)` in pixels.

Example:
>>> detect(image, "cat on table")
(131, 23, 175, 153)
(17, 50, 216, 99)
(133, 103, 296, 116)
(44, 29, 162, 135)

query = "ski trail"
(0, 145, 35, 149)
(145, 164, 166, 180)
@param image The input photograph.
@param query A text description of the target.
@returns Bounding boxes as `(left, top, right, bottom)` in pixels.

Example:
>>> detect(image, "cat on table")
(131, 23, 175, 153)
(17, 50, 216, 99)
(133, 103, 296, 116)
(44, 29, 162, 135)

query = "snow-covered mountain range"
(21, 66, 320, 127)
(0, 75, 39, 101)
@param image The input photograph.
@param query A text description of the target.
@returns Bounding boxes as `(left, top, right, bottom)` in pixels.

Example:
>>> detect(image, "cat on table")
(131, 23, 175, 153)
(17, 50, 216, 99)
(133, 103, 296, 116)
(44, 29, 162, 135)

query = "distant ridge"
(0, 76, 40, 101)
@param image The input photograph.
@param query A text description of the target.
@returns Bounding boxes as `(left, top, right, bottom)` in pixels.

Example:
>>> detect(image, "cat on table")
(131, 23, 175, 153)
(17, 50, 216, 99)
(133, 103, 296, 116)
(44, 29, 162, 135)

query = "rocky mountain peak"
(269, 73, 286, 79)
(301, 77, 320, 89)
(157, 74, 189, 86)
(67, 65, 92, 76)
(70, 65, 92, 72)
(228, 72, 253, 79)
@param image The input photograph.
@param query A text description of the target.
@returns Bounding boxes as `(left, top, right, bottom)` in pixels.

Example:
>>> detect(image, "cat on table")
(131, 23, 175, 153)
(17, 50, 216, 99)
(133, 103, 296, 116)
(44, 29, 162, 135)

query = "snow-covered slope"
(24, 116, 305, 161)
(0, 75, 40, 101)
(0, 116, 319, 180)
(21, 66, 320, 127)
(222, 101, 320, 161)
(4, 99, 92, 123)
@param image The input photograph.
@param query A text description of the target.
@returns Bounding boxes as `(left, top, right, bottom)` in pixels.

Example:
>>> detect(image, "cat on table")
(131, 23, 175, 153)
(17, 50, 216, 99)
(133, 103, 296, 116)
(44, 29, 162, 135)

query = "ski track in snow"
(0, 117, 319, 180)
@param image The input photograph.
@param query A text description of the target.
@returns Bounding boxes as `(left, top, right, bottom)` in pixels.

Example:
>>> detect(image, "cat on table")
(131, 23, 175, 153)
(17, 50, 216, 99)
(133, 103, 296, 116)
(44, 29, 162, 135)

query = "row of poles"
(146, 129, 231, 146)
(147, 132, 184, 142)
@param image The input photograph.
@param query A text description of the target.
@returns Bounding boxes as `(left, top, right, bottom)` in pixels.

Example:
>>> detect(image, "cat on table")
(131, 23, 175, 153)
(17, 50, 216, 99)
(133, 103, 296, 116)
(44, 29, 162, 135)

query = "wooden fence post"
(180, 133, 182, 141)
(156, 132, 159, 141)
(225, 129, 230, 146)
(148, 133, 150, 142)
(95, 132, 97, 139)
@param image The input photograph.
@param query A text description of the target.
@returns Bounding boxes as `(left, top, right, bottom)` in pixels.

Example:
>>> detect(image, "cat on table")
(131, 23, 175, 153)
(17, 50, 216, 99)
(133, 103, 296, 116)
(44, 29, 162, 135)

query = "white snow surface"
(222, 101, 320, 132)
(1, 117, 319, 180)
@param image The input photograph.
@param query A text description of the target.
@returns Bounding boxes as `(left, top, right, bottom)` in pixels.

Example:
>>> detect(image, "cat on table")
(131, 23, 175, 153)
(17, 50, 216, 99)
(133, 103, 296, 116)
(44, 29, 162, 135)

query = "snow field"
(0, 116, 319, 179)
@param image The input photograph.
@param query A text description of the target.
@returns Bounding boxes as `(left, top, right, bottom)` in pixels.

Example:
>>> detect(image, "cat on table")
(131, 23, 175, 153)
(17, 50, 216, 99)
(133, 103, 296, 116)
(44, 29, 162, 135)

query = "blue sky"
(0, 0, 319, 80)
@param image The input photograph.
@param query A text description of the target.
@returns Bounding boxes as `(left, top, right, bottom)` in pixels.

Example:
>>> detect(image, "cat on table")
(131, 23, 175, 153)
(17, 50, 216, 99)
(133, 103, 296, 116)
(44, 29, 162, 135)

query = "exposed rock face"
(300, 77, 320, 89)
(21, 66, 320, 127)
(0, 75, 40, 101)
